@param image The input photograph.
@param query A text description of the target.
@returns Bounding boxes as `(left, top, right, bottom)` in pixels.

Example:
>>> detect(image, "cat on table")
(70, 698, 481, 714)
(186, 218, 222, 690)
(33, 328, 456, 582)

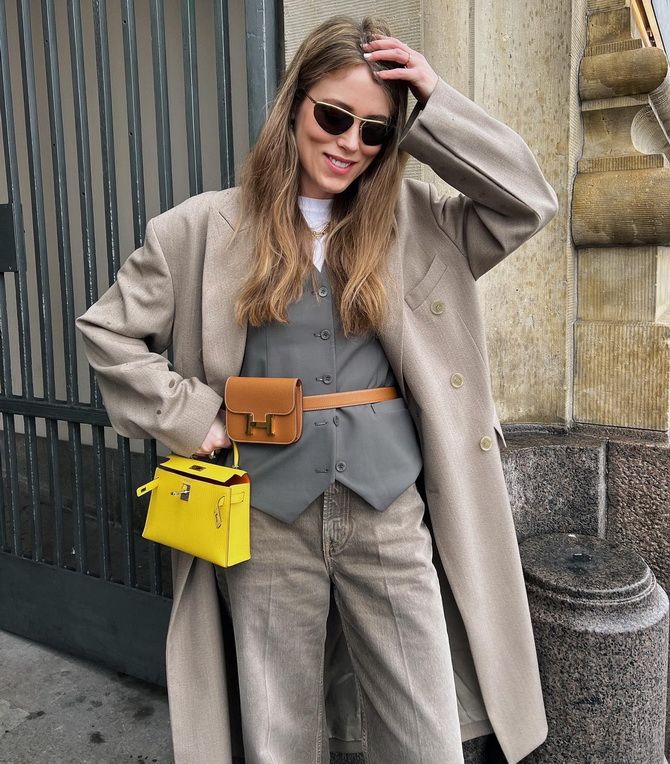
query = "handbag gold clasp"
(246, 412, 275, 436)
(170, 483, 191, 501)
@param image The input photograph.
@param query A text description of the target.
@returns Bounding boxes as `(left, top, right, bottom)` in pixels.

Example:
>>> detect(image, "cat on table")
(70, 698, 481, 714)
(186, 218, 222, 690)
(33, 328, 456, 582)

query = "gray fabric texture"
(216, 480, 465, 764)
(221, 264, 423, 523)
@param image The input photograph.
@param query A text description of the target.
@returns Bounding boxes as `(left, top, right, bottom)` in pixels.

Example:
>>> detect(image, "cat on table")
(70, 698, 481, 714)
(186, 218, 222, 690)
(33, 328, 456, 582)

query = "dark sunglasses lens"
(314, 103, 353, 135)
(361, 122, 392, 146)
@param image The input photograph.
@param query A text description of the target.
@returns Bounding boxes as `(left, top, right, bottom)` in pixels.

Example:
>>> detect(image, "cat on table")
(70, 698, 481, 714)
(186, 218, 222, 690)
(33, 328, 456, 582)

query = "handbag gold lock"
(170, 483, 191, 501)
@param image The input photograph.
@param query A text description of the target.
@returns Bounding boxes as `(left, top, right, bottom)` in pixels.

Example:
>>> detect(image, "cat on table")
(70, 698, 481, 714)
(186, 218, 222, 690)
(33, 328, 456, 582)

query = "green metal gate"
(0, 0, 280, 686)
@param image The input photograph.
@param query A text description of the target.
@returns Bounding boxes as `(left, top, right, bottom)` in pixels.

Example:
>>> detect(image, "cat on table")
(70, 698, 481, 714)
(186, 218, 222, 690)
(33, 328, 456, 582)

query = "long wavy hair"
(230, 15, 410, 337)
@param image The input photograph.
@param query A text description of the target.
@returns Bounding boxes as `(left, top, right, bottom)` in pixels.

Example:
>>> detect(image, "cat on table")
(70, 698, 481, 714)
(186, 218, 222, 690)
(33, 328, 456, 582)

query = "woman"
(76, 15, 558, 764)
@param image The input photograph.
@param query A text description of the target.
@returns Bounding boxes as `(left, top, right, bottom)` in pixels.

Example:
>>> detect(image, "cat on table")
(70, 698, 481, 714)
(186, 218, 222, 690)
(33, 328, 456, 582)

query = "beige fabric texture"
(75, 75, 559, 763)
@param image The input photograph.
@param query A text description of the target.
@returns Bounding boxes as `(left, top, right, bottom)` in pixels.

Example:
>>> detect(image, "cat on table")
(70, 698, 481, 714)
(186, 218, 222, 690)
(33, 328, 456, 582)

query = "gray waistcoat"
(222, 265, 423, 523)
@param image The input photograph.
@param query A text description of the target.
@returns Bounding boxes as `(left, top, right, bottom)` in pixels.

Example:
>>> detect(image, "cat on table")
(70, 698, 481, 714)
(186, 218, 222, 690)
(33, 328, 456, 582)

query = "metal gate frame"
(0, 0, 281, 688)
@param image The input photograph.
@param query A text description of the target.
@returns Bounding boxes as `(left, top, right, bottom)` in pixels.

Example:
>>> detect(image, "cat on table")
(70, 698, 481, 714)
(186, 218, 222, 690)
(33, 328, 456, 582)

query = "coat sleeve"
(397, 75, 558, 280)
(75, 217, 223, 457)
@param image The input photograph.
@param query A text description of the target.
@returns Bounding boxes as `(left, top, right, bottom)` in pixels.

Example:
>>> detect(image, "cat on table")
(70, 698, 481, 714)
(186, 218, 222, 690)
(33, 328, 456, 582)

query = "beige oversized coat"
(76, 75, 558, 763)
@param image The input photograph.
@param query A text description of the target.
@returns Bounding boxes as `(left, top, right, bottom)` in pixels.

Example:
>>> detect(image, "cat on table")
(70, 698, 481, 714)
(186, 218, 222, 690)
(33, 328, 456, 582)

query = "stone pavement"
(0, 629, 368, 763)
(0, 629, 173, 763)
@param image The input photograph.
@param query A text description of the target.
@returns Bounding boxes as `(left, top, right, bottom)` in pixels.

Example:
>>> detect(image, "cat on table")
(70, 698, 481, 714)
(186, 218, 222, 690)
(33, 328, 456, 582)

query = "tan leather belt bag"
(224, 376, 400, 445)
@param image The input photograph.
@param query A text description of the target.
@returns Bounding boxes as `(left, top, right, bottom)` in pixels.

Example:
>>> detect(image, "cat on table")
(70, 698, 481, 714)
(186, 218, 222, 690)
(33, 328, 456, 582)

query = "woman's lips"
(324, 153, 355, 174)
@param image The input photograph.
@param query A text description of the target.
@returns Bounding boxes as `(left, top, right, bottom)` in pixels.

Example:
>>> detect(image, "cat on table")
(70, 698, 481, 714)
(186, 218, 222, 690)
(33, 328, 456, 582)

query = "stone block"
(574, 320, 670, 430)
(586, 5, 634, 46)
(578, 245, 670, 322)
(579, 46, 667, 100)
(573, 166, 670, 246)
(499, 431, 606, 540)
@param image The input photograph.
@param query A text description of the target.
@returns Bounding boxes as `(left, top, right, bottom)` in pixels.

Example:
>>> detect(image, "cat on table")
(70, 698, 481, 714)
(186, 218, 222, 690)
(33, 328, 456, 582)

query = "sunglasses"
(301, 91, 394, 146)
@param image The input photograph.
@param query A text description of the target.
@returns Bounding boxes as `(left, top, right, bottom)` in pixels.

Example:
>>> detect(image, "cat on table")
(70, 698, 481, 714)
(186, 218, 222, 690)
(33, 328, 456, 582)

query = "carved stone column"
(572, 0, 670, 436)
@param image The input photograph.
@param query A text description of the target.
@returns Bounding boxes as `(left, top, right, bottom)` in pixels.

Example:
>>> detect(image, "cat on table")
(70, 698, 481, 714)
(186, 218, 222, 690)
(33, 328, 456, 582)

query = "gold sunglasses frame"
(302, 92, 392, 142)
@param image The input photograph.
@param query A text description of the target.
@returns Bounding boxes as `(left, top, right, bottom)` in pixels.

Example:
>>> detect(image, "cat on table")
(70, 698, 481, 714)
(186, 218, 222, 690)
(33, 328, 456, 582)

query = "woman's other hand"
(192, 408, 232, 457)
(361, 35, 439, 107)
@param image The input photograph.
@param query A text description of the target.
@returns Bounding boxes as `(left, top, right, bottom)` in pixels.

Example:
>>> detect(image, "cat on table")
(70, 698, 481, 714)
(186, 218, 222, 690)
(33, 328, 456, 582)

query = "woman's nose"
(336, 123, 361, 153)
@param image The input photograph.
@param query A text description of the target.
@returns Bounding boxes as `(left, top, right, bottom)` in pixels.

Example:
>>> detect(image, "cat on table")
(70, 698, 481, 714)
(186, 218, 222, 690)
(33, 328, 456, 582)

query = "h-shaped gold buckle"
(246, 412, 275, 436)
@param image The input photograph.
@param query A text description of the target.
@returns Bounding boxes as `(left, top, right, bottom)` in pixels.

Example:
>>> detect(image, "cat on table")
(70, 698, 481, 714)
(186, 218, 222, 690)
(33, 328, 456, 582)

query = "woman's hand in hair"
(192, 408, 232, 458)
(361, 35, 439, 108)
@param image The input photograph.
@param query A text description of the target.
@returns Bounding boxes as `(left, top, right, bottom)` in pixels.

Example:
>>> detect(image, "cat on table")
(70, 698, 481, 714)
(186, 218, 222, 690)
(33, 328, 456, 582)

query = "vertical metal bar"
(0, 447, 6, 553)
(41, 0, 87, 572)
(92, 0, 120, 281)
(244, 0, 281, 146)
(0, 310, 17, 555)
(149, 0, 172, 213)
(116, 435, 135, 587)
(91, 0, 117, 581)
(120, 0, 145, 245)
(142, 0, 174, 594)
(67, 0, 103, 578)
(144, 440, 162, 594)
(16, 0, 63, 565)
(180, 0, 202, 195)
(213, 0, 234, 189)
(67, 0, 95, 363)
(120, 0, 148, 586)
(0, 0, 42, 559)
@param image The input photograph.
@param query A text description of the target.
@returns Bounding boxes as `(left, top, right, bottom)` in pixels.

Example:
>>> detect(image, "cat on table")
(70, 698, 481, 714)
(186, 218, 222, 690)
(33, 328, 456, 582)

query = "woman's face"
(293, 64, 392, 199)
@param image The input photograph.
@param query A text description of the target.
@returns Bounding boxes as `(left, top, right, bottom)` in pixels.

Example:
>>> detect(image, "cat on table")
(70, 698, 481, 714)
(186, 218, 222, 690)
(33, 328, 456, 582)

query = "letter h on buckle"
(246, 412, 275, 436)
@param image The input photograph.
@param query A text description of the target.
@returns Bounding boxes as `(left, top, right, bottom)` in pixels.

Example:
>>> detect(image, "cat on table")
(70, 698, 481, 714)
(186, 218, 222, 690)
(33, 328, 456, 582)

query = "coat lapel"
(201, 204, 250, 394)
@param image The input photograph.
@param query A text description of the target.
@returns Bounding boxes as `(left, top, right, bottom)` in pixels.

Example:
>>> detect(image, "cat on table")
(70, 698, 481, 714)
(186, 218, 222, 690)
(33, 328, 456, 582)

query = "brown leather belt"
(302, 386, 400, 411)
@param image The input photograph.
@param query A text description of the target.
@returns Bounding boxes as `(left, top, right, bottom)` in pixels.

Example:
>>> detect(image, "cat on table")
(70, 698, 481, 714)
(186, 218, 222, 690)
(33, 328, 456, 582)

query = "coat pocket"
(404, 254, 448, 311)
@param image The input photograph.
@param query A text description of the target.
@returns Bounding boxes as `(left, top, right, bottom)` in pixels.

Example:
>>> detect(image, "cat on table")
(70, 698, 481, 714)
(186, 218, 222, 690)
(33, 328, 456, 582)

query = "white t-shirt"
(298, 195, 333, 272)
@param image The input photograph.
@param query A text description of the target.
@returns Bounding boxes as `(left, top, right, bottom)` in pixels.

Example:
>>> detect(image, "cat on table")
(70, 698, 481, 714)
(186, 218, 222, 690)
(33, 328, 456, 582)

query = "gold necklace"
(310, 221, 331, 238)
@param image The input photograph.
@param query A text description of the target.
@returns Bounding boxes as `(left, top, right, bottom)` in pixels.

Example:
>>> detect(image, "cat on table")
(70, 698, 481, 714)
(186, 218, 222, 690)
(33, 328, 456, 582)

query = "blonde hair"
(231, 14, 410, 337)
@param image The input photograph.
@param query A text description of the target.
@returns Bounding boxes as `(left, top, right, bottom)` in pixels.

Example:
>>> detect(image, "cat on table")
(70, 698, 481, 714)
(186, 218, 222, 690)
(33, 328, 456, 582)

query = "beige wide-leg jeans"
(215, 480, 465, 764)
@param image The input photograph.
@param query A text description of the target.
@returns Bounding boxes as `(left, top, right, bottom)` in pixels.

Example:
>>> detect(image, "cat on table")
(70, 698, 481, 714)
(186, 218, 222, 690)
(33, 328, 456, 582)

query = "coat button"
(319, 329, 331, 340)
(430, 300, 445, 315)
(335, 461, 347, 472)
(450, 372, 464, 388)
(318, 286, 328, 297)
(480, 435, 493, 451)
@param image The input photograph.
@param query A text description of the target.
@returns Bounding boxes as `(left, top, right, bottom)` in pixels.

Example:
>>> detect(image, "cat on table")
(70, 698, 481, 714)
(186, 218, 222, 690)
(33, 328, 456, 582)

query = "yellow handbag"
(135, 440, 251, 567)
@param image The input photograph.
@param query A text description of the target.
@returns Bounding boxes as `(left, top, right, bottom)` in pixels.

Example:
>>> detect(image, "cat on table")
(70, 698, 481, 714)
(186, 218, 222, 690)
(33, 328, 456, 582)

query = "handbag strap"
(230, 439, 240, 469)
(302, 385, 400, 411)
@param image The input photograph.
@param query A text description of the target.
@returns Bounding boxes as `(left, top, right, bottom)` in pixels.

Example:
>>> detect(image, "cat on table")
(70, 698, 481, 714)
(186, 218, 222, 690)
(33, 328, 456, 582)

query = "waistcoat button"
(320, 329, 331, 340)
(335, 461, 347, 472)
(318, 286, 328, 297)
(323, 374, 333, 384)
(333, 415, 340, 426)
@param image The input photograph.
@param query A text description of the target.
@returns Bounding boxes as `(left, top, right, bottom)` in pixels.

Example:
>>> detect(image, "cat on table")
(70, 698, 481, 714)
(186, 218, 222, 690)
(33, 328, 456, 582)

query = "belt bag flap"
(224, 376, 303, 445)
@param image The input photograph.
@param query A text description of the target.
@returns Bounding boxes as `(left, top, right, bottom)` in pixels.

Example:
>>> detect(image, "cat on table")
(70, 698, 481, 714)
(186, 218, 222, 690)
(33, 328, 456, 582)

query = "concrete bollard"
(519, 532, 668, 764)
